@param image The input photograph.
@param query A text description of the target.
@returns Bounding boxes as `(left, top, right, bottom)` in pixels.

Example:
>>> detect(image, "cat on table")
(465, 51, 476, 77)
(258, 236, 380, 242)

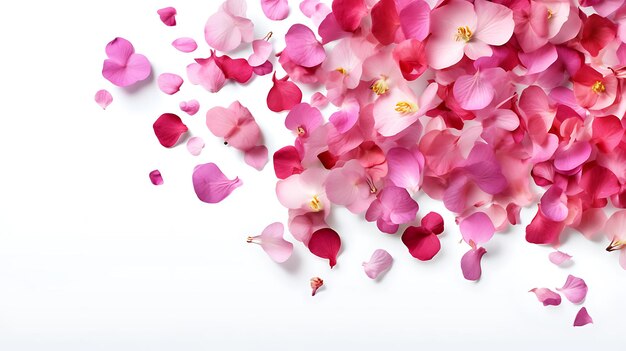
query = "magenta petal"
(267, 73, 303, 112)
(186, 137, 205, 156)
(362, 249, 393, 279)
(192, 163, 242, 203)
(459, 212, 496, 245)
(329, 100, 359, 133)
(149, 170, 164, 186)
(553, 142, 592, 172)
(461, 246, 487, 281)
(261, 0, 289, 21)
(540, 186, 568, 222)
(248, 222, 293, 263)
(180, 99, 200, 116)
(172, 37, 198, 53)
(557, 275, 588, 304)
(285, 103, 323, 136)
(573, 307, 593, 327)
(421, 212, 444, 235)
(308, 228, 341, 268)
(530, 288, 562, 306)
(157, 7, 177, 26)
(526, 206, 565, 245)
(284, 24, 326, 67)
(332, 0, 367, 32)
(549, 251, 572, 266)
(244, 145, 269, 171)
(157, 73, 183, 95)
(402, 226, 441, 261)
(102, 38, 151, 87)
(273, 146, 304, 179)
(399, 0, 430, 41)
(94, 89, 113, 109)
(153, 113, 188, 148)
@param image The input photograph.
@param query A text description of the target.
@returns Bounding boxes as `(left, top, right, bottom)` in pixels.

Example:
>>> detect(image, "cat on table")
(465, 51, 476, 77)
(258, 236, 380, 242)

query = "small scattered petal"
(530, 288, 562, 306)
(362, 249, 393, 279)
(157, 73, 183, 95)
(157, 7, 177, 26)
(549, 251, 572, 266)
(192, 162, 242, 203)
(172, 37, 198, 53)
(186, 137, 205, 156)
(310, 276, 324, 296)
(308, 228, 341, 268)
(149, 170, 164, 186)
(180, 99, 200, 116)
(557, 275, 588, 304)
(573, 307, 593, 327)
(94, 89, 112, 109)
(153, 113, 188, 148)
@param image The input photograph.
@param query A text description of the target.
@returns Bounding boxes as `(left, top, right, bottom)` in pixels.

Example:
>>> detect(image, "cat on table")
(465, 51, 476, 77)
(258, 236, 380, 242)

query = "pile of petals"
(96, 0, 626, 325)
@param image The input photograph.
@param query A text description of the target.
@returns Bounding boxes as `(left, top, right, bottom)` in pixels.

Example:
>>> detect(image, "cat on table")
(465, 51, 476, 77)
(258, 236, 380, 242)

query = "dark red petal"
(215, 55, 253, 83)
(421, 212, 444, 235)
(592, 115, 624, 153)
(267, 73, 303, 112)
(371, 0, 400, 45)
(153, 113, 188, 148)
(402, 226, 441, 261)
(308, 228, 341, 268)
(317, 151, 338, 169)
(332, 0, 367, 32)
(581, 14, 616, 57)
(273, 146, 304, 179)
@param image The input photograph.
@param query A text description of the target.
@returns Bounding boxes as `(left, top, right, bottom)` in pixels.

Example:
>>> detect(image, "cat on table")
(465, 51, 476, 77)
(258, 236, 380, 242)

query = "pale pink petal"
(453, 71, 495, 111)
(460, 212, 496, 245)
(386, 147, 423, 193)
(149, 170, 164, 186)
(573, 307, 593, 327)
(248, 39, 273, 67)
(310, 92, 329, 108)
(204, 7, 253, 52)
(157, 7, 177, 26)
(192, 163, 242, 203)
(179, 99, 200, 116)
(94, 89, 112, 109)
(153, 113, 188, 148)
(186, 137, 205, 156)
(247, 222, 293, 263)
(464, 41, 493, 61)
(186, 55, 226, 93)
(620, 250, 626, 270)
(399, 0, 430, 41)
(285, 103, 323, 137)
(530, 288, 562, 306)
(329, 99, 360, 133)
(549, 251, 572, 266)
(464, 143, 507, 194)
(172, 37, 198, 53)
(540, 186, 568, 222)
(474, 0, 514, 45)
(284, 24, 326, 67)
(157, 73, 183, 95)
(425, 36, 465, 70)
(362, 249, 393, 279)
(206, 102, 261, 151)
(300, 0, 320, 17)
(261, 0, 289, 21)
(244, 145, 269, 171)
(461, 246, 487, 281)
(557, 275, 588, 304)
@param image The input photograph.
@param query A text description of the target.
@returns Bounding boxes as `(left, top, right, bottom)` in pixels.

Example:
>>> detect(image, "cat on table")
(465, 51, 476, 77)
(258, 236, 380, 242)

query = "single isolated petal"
(157, 73, 183, 95)
(102, 37, 151, 87)
(573, 307, 593, 327)
(284, 24, 326, 67)
(94, 89, 112, 109)
(157, 7, 177, 26)
(172, 37, 198, 53)
(310, 276, 324, 296)
(153, 113, 188, 148)
(529, 288, 562, 306)
(180, 99, 200, 116)
(557, 275, 588, 304)
(461, 246, 487, 281)
(261, 0, 289, 21)
(549, 251, 572, 266)
(192, 163, 243, 203)
(247, 222, 293, 263)
(308, 228, 341, 268)
(186, 137, 205, 156)
(402, 226, 441, 261)
(244, 145, 269, 171)
(421, 212, 444, 235)
(267, 73, 303, 112)
(362, 249, 393, 279)
(459, 212, 495, 245)
(149, 170, 164, 186)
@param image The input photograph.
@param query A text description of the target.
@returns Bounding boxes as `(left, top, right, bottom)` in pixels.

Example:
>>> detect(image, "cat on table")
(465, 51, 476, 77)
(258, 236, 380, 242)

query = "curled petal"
(180, 99, 200, 116)
(172, 37, 198, 53)
(310, 276, 324, 296)
(157, 7, 177, 26)
(94, 89, 113, 109)
(157, 73, 183, 95)
(362, 249, 393, 279)
(530, 288, 562, 306)
(192, 163, 242, 203)
(386, 147, 423, 193)
(573, 307, 593, 327)
(459, 212, 495, 245)
(557, 275, 588, 304)
(308, 228, 341, 268)
(186, 137, 205, 156)
(149, 170, 164, 186)
(247, 222, 293, 263)
(540, 186, 568, 222)
(248, 39, 273, 67)
(548, 251, 572, 266)
(553, 142, 592, 172)
(461, 246, 487, 281)
(525, 206, 564, 245)
(215, 54, 253, 83)
(153, 113, 188, 148)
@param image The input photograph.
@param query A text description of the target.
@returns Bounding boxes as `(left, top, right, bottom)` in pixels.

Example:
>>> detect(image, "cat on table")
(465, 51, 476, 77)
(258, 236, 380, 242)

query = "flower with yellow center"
(336, 67, 348, 75)
(607, 238, 626, 252)
(309, 195, 323, 212)
(395, 101, 418, 114)
(455, 26, 472, 42)
(371, 76, 390, 95)
(591, 81, 605, 94)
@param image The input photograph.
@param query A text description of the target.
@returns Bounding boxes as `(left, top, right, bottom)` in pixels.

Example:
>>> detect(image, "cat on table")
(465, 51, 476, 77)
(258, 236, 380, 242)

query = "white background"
(0, 1, 624, 350)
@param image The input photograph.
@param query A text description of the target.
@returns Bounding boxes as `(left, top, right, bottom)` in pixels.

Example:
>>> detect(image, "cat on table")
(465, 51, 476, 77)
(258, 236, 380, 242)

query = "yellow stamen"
(371, 76, 389, 95)
(336, 67, 347, 75)
(455, 26, 472, 42)
(547, 9, 553, 20)
(592, 81, 606, 94)
(607, 238, 626, 252)
(309, 195, 323, 212)
(395, 101, 418, 114)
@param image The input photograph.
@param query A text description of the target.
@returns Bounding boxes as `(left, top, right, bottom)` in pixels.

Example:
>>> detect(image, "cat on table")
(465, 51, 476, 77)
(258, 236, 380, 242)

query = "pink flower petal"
(461, 246, 487, 281)
(308, 228, 341, 268)
(261, 0, 289, 21)
(474, 0, 514, 46)
(149, 170, 164, 186)
(399, 0, 430, 41)
(371, 0, 400, 45)
(386, 147, 423, 193)
(267, 73, 303, 112)
(187, 53, 226, 93)
(530, 288, 562, 306)
(573, 307, 593, 327)
(247, 222, 293, 263)
(94, 89, 112, 109)
(518, 44, 558, 75)
(581, 14, 616, 57)
(153, 113, 188, 148)
(421, 212, 444, 235)
(186, 137, 205, 156)
(453, 71, 495, 111)
(310, 276, 324, 296)
(102, 37, 151, 87)
(253, 60, 274, 75)
(157, 73, 183, 95)
(206, 101, 261, 151)
(172, 37, 198, 53)
(248, 39, 273, 67)
(284, 24, 326, 67)
(179, 99, 200, 116)
(332, 0, 367, 32)
(157, 7, 177, 26)
(525, 206, 565, 245)
(273, 146, 304, 179)
(285, 103, 323, 137)
(553, 142, 592, 172)
(192, 162, 242, 203)
(402, 226, 441, 261)
(362, 249, 393, 279)
(557, 275, 588, 304)
(244, 145, 269, 171)
(329, 99, 360, 133)
(459, 212, 496, 245)
(540, 186, 568, 222)
(215, 54, 253, 84)
(464, 143, 507, 195)
(204, 1, 253, 52)
(549, 251, 572, 266)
